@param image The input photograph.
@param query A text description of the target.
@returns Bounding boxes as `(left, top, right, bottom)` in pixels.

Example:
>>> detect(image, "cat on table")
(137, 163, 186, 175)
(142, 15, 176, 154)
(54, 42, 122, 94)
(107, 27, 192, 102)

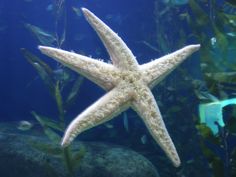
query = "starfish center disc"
(120, 71, 142, 84)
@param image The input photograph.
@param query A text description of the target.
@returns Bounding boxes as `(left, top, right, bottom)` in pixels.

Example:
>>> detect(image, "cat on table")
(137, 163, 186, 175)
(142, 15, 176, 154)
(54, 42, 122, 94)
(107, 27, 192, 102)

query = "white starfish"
(38, 8, 200, 167)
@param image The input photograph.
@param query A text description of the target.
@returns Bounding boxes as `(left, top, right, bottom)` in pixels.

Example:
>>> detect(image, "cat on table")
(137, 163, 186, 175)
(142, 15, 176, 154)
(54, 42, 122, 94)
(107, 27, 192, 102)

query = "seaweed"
(186, 1, 236, 176)
(188, 0, 236, 95)
(22, 48, 85, 177)
(196, 118, 236, 177)
(21, 1, 86, 175)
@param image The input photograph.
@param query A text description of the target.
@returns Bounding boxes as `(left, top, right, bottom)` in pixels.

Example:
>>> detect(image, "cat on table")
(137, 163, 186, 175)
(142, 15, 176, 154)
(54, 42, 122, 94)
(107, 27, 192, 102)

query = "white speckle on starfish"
(38, 8, 200, 167)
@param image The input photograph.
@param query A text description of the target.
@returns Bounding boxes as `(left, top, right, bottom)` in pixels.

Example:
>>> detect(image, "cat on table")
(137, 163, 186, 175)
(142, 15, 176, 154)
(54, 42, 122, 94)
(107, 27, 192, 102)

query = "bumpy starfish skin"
(39, 8, 200, 167)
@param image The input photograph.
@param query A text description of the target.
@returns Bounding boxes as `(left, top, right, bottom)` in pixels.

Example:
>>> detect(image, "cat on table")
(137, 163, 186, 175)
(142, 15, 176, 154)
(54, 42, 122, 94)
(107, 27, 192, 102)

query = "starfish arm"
(81, 8, 139, 70)
(140, 44, 200, 88)
(39, 46, 118, 90)
(61, 85, 132, 147)
(131, 85, 180, 167)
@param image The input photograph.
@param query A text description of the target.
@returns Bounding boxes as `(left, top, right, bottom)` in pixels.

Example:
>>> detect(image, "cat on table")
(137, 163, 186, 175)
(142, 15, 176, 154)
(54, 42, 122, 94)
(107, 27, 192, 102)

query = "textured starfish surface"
(39, 8, 200, 167)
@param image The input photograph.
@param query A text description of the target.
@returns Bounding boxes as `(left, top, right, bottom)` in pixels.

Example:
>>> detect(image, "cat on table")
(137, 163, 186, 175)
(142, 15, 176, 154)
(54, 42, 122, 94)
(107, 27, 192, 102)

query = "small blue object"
(199, 98, 236, 134)
(162, 0, 189, 5)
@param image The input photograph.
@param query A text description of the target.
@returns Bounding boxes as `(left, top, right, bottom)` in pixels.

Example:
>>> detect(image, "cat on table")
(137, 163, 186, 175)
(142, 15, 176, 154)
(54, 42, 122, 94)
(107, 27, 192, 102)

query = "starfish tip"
(61, 138, 69, 148)
(38, 45, 43, 50)
(81, 7, 91, 16)
(194, 43, 201, 48)
(174, 160, 181, 168)
(38, 45, 49, 53)
(191, 44, 201, 51)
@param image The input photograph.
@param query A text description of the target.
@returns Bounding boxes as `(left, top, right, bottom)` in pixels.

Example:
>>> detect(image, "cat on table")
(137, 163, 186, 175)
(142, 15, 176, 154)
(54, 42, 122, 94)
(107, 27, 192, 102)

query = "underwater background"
(1, 0, 236, 177)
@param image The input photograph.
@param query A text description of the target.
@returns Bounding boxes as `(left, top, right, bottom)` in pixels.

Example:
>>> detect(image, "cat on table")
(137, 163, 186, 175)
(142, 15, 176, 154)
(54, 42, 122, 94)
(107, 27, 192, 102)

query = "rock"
(0, 132, 159, 177)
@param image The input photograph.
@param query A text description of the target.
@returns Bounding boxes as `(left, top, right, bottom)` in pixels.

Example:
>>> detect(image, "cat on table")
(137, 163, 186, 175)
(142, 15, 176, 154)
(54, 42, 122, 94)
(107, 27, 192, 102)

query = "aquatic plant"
(184, 1, 236, 176)
(25, 0, 66, 48)
(196, 117, 236, 177)
(188, 0, 236, 95)
(21, 48, 85, 177)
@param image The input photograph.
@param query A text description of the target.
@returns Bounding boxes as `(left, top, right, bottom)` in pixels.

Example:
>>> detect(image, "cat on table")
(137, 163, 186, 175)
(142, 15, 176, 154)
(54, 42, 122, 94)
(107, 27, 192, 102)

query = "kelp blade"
(31, 111, 62, 143)
(21, 48, 55, 95)
(65, 76, 84, 108)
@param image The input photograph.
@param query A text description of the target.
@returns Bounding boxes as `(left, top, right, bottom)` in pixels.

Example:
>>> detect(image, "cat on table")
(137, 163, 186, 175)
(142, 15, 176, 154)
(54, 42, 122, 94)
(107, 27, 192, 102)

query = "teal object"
(199, 98, 236, 134)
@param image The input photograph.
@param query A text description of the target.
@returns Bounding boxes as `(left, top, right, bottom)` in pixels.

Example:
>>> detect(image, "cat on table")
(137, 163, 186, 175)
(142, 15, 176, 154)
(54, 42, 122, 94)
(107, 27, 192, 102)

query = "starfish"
(38, 8, 200, 167)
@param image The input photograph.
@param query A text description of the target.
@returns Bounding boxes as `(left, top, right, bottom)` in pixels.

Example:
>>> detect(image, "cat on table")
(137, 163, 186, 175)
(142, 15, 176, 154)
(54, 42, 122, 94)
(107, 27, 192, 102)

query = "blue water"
(1, 0, 236, 177)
